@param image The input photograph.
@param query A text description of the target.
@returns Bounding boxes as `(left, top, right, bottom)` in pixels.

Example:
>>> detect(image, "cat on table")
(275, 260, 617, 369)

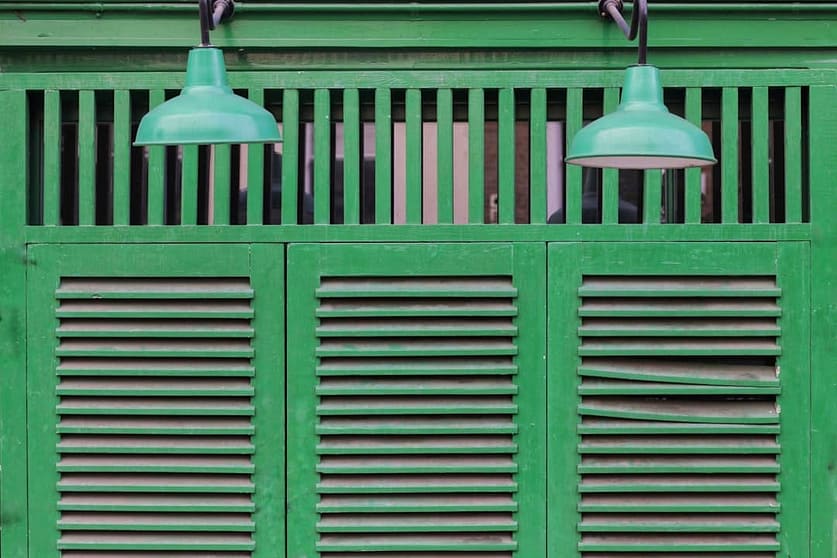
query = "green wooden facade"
(0, 1, 834, 557)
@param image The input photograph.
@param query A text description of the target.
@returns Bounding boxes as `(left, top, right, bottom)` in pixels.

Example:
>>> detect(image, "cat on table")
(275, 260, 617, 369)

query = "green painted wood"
(146, 90, 166, 225)
(1, 68, 834, 92)
(213, 144, 232, 225)
(287, 242, 545, 556)
(602, 88, 620, 224)
(565, 88, 583, 224)
(809, 84, 837, 558)
(547, 242, 583, 558)
(468, 88, 485, 224)
(42, 89, 61, 226)
(0, 90, 30, 558)
(643, 170, 662, 224)
(498, 88, 515, 224)
(246, 88, 266, 225)
(752, 86, 770, 223)
(722, 87, 740, 223)
(21, 223, 813, 244)
(405, 88, 422, 224)
(2, 6, 836, 50)
(180, 145, 198, 225)
(529, 87, 547, 224)
(784, 86, 803, 223)
(250, 243, 286, 558)
(314, 88, 331, 224)
(281, 89, 300, 226)
(77, 90, 95, 225)
(776, 241, 812, 558)
(112, 89, 131, 226)
(436, 88, 454, 224)
(374, 88, 392, 224)
(685, 87, 703, 224)
(343, 88, 361, 225)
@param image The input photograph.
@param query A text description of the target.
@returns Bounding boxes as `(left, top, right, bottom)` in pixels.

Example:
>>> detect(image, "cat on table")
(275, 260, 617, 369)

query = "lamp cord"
(599, 0, 648, 65)
(199, 0, 235, 47)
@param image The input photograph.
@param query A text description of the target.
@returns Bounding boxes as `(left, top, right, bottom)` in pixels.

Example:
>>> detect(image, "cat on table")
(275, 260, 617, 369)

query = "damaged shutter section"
(576, 275, 782, 555)
(54, 277, 257, 556)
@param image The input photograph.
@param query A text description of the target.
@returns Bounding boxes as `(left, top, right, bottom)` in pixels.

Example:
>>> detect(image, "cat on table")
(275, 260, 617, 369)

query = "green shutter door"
(549, 242, 810, 558)
(287, 242, 546, 557)
(26, 244, 285, 558)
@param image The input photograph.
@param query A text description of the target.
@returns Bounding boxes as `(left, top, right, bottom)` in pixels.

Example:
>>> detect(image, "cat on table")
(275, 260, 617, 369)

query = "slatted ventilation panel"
(313, 276, 520, 556)
(54, 277, 256, 557)
(576, 276, 782, 556)
(25, 81, 809, 226)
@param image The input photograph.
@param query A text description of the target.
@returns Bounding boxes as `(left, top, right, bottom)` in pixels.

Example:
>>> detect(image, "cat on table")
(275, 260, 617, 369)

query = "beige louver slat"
(55, 277, 256, 556)
(315, 276, 520, 556)
(577, 276, 782, 556)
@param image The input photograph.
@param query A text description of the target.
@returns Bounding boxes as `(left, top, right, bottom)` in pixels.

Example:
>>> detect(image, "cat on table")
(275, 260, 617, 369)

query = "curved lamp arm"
(199, 0, 235, 47)
(599, 0, 648, 65)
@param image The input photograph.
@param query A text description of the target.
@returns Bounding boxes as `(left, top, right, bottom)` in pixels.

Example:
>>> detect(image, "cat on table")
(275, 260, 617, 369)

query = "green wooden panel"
(784, 86, 803, 223)
(808, 84, 837, 558)
(557, 241, 808, 558)
(0, 90, 29, 558)
(287, 242, 545, 557)
(468, 88, 485, 224)
(314, 88, 331, 224)
(643, 170, 662, 224)
(343, 88, 361, 225)
(246, 88, 266, 225)
(601, 88, 620, 225)
(180, 144, 198, 225)
(112, 89, 131, 226)
(26, 243, 283, 557)
(375, 88, 393, 224)
(405, 89, 422, 224)
(43, 90, 61, 226)
(565, 88, 583, 225)
(684, 88, 703, 224)
(77, 90, 95, 225)
(498, 88, 515, 224)
(437, 88, 454, 224)
(213, 144, 232, 225)
(281, 89, 300, 225)
(721, 87, 740, 224)
(146, 89, 166, 225)
(751, 86, 770, 223)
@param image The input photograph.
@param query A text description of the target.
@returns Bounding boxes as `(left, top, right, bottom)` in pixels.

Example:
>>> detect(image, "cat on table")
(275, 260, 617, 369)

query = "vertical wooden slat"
(721, 87, 740, 223)
(643, 169, 662, 223)
(529, 88, 547, 224)
(281, 89, 300, 225)
(246, 88, 266, 225)
(42, 90, 62, 226)
(752, 86, 770, 223)
(112, 90, 131, 226)
(343, 88, 361, 224)
(405, 89, 422, 224)
(436, 88, 454, 224)
(498, 88, 515, 224)
(685, 88, 703, 224)
(601, 88, 620, 224)
(180, 145, 199, 225)
(468, 88, 485, 224)
(77, 90, 96, 225)
(314, 89, 331, 224)
(374, 88, 392, 224)
(784, 86, 802, 223)
(565, 88, 584, 225)
(213, 144, 231, 225)
(146, 89, 166, 225)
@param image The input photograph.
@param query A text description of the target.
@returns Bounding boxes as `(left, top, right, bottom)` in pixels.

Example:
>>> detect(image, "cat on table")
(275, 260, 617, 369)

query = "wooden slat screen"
(24, 77, 811, 227)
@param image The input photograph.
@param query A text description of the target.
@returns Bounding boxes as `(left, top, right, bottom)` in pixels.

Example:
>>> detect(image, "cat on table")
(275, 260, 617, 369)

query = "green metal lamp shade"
(135, 48, 280, 146)
(566, 65, 715, 169)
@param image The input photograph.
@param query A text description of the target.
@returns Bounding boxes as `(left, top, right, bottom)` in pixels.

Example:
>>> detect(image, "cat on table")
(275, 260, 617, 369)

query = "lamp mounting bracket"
(199, 0, 235, 48)
(598, 0, 648, 65)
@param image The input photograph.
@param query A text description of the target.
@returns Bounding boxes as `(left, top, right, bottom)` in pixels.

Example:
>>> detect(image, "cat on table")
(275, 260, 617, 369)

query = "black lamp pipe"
(599, 0, 648, 65)
(199, 0, 235, 47)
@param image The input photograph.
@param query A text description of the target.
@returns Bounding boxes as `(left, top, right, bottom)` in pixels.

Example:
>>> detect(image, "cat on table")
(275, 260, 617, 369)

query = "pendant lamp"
(566, 0, 715, 169)
(134, 0, 280, 146)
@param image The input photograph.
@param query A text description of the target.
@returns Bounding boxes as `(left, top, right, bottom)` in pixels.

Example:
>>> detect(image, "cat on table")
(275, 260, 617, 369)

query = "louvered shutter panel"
(549, 243, 810, 558)
(287, 243, 546, 557)
(27, 245, 284, 558)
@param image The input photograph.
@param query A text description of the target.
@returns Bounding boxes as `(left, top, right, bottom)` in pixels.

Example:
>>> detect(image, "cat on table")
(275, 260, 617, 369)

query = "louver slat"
(577, 276, 781, 556)
(315, 277, 519, 557)
(55, 277, 255, 556)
